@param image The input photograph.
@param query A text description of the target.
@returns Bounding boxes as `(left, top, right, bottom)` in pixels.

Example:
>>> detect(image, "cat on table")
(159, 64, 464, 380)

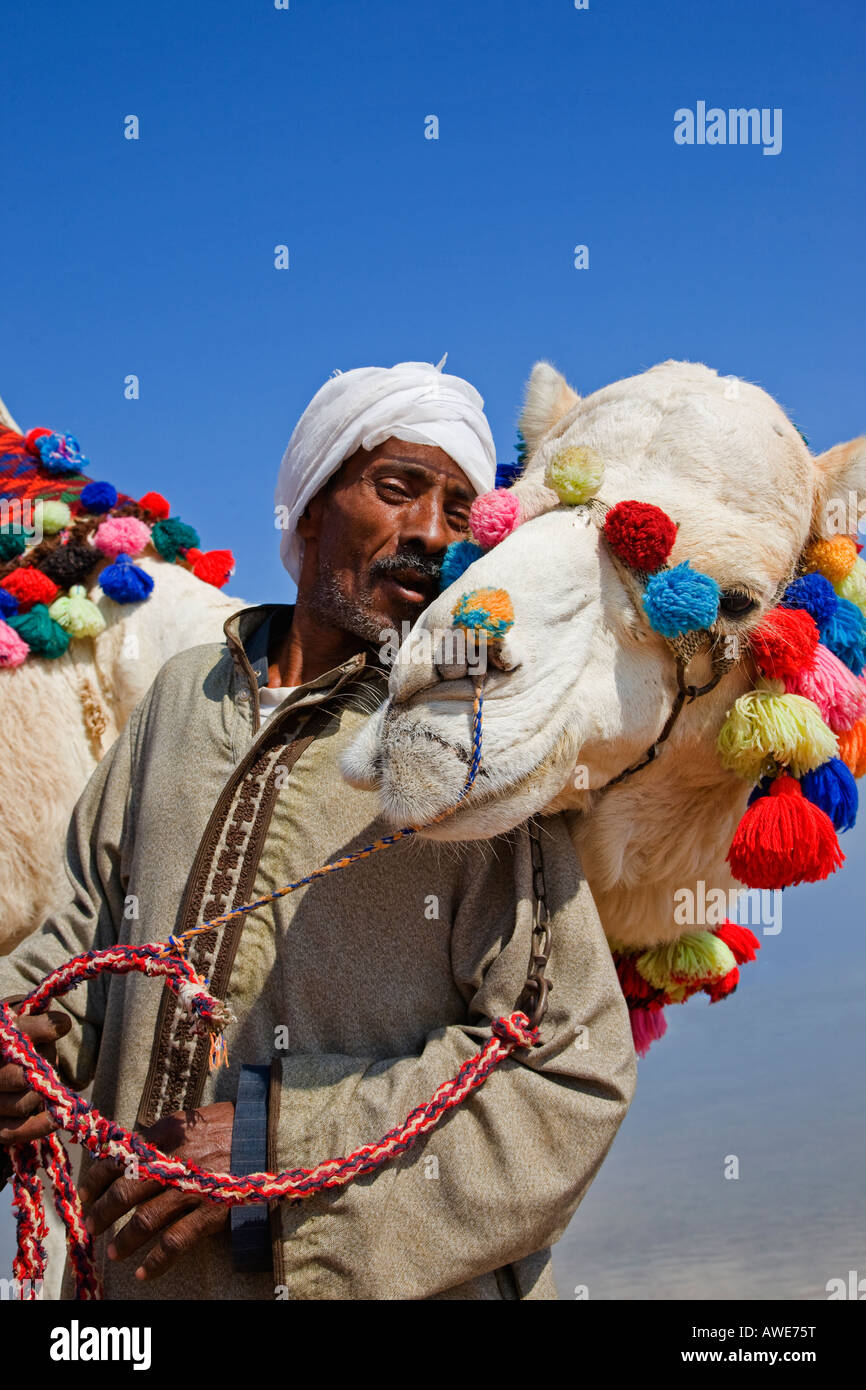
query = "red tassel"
(188, 547, 235, 588)
(704, 966, 740, 1003)
(714, 920, 761, 964)
(629, 1005, 667, 1058)
(726, 774, 844, 888)
(613, 952, 664, 1005)
(750, 607, 819, 679)
(138, 491, 171, 520)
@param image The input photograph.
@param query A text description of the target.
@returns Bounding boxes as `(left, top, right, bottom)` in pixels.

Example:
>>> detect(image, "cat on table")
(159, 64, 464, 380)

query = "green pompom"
(49, 585, 106, 639)
(544, 445, 605, 505)
(8, 603, 71, 658)
(36, 500, 73, 535)
(151, 517, 200, 562)
(0, 528, 27, 562)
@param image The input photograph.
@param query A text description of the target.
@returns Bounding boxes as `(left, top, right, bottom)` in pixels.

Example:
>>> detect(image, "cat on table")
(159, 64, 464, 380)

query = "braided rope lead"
(4, 677, 542, 1297)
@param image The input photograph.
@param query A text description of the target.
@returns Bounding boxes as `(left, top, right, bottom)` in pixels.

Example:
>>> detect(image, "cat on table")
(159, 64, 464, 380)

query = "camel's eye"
(719, 588, 757, 617)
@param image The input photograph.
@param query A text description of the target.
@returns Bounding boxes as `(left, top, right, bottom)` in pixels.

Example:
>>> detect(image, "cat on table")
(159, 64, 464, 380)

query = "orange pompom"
(837, 718, 866, 778)
(803, 536, 859, 584)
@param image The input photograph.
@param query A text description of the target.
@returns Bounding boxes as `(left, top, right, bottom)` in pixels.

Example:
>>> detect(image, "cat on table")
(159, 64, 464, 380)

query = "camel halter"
(1, 670, 554, 1301)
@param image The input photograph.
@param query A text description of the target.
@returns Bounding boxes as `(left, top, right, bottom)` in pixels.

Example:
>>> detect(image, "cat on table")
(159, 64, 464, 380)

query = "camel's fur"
(342, 360, 865, 948)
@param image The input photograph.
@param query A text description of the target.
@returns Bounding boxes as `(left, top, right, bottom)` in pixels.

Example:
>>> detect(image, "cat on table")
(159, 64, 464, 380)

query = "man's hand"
(79, 1102, 234, 1283)
(0, 1005, 72, 1147)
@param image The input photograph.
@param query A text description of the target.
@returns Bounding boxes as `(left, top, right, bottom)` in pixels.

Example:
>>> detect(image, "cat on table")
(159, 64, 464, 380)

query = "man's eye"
(448, 512, 471, 530)
(377, 482, 412, 500)
(719, 589, 757, 617)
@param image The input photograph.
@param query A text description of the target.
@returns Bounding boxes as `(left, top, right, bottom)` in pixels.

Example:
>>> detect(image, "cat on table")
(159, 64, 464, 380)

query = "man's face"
(296, 437, 476, 645)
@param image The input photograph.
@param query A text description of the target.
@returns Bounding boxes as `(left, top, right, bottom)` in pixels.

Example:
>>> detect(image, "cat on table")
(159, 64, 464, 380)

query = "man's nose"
(401, 495, 458, 554)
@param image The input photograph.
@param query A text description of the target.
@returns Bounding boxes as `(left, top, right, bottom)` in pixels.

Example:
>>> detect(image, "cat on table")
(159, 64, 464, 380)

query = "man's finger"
(108, 1189, 199, 1261)
(85, 1174, 165, 1239)
(133, 1202, 228, 1283)
(78, 1156, 125, 1211)
(4, 1010, 72, 1046)
(0, 1110, 58, 1146)
(0, 1089, 44, 1118)
(0, 1063, 31, 1092)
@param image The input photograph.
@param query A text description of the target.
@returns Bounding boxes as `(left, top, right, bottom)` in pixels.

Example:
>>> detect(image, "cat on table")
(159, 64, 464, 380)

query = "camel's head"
(342, 360, 866, 863)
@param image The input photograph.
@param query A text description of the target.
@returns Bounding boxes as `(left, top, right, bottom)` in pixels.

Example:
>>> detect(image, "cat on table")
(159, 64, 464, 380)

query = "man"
(0, 360, 637, 1300)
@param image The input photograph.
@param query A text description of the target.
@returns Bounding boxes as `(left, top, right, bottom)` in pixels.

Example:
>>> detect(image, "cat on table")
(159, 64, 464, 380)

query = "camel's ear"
(518, 362, 580, 456)
(811, 437, 866, 539)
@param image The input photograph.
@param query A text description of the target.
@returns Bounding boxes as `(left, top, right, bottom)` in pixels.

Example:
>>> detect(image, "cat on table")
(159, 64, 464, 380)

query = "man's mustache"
(369, 552, 443, 583)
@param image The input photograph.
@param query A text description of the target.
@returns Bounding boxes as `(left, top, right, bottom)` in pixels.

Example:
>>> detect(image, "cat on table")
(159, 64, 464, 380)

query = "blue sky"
(1, 1, 864, 1296)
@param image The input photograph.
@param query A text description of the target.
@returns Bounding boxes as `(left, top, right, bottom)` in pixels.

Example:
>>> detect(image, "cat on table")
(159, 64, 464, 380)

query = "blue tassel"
(800, 758, 858, 832)
(0, 587, 19, 619)
(821, 597, 866, 675)
(494, 460, 523, 490)
(439, 540, 483, 592)
(80, 480, 118, 514)
(100, 552, 154, 603)
(780, 572, 838, 629)
(642, 562, 720, 638)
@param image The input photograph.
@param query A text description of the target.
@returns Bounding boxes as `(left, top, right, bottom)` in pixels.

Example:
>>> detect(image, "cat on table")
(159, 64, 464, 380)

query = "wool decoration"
(614, 952, 665, 1005)
(494, 460, 524, 490)
(713, 920, 761, 965)
(837, 719, 866, 779)
(469, 489, 521, 549)
(151, 517, 200, 563)
(0, 529, 27, 562)
(642, 562, 720, 638)
(39, 543, 97, 589)
(799, 758, 859, 832)
(31, 432, 88, 476)
(185, 547, 235, 588)
(544, 445, 605, 506)
(79, 481, 118, 515)
(836, 557, 866, 615)
(717, 684, 838, 781)
(820, 597, 866, 675)
(783, 643, 866, 733)
(34, 500, 72, 535)
(803, 535, 859, 584)
(635, 931, 738, 994)
(780, 572, 838, 631)
(630, 1006, 667, 1058)
(749, 606, 820, 680)
(703, 967, 740, 1003)
(93, 516, 151, 560)
(0, 587, 19, 619)
(23, 427, 52, 454)
(48, 586, 106, 639)
(138, 491, 171, 520)
(451, 587, 514, 641)
(0, 567, 60, 611)
(603, 500, 677, 572)
(439, 540, 484, 592)
(726, 773, 844, 888)
(0, 620, 29, 668)
(7, 604, 71, 659)
(99, 553, 154, 604)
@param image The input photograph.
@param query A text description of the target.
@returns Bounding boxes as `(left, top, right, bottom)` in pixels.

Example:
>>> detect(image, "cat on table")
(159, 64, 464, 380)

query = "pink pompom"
(93, 516, 152, 560)
(784, 643, 866, 733)
(469, 489, 521, 549)
(0, 619, 30, 668)
(629, 1005, 667, 1058)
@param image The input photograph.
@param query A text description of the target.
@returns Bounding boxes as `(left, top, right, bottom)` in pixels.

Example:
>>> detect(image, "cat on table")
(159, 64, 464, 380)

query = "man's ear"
(811, 437, 866, 539)
(518, 361, 581, 458)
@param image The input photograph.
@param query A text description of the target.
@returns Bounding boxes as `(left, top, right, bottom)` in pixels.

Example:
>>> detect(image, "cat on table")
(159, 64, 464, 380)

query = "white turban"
(275, 360, 497, 582)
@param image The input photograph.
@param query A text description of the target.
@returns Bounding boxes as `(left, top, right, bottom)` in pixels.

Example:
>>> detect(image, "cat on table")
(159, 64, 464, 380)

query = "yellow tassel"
(544, 446, 605, 505)
(836, 557, 866, 617)
(35, 500, 72, 535)
(804, 536, 858, 584)
(48, 585, 106, 639)
(636, 932, 737, 993)
(717, 680, 838, 780)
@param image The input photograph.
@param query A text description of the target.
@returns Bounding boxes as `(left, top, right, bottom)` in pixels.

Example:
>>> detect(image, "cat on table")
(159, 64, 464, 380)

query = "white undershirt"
(258, 685, 299, 723)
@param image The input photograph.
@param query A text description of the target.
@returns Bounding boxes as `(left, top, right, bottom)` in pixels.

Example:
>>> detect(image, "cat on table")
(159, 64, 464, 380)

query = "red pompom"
(138, 491, 171, 520)
(190, 548, 235, 588)
(726, 774, 844, 888)
(714, 920, 761, 964)
(603, 500, 678, 572)
(0, 567, 60, 610)
(750, 606, 819, 679)
(704, 966, 740, 1003)
(613, 952, 664, 1005)
(24, 427, 52, 455)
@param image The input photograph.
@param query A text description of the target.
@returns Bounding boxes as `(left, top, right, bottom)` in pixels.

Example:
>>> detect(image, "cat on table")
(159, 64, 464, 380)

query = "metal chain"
(515, 822, 553, 1030)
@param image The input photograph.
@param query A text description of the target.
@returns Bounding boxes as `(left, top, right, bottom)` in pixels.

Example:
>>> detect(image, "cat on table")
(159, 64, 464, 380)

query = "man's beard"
(303, 551, 442, 648)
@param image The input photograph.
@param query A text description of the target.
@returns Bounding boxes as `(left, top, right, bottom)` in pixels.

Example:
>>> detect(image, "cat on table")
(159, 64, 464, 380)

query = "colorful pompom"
(439, 540, 484, 592)
(614, 952, 665, 1005)
(821, 597, 866, 675)
(451, 587, 514, 641)
(603, 500, 677, 572)
(726, 773, 844, 888)
(642, 562, 720, 638)
(0, 528, 27, 562)
(186, 547, 235, 588)
(0, 587, 19, 619)
(32, 432, 88, 476)
(93, 516, 151, 559)
(749, 606, 819, 680)
(837, 719, 866, 778)
(151, 517, 200, 562)
(48, 585, 106, 639)
(636, 931, 738, 993)
(544, 445, 605, 505)
(836, 557, 866, 615)
(494, 460, 524, 490)
(138, 491, 171, 520)
(717, 684, 838, 781)
(35, 500, 72, 535)
(784, 643, 866, 733)
(803, 535, 859, 584)
(780, 572, 838, 630)
(79, 481, 118, 514)
(703, 967, 740, 1003)
(469, 489, 521, 549)
(39, 542, 97, 589)
(0, 619, 29, 668)
(7, 603, 70, 659)
(23, 427, 52, 454)
(800, 758, 859, 832)
(99, 553, 155, 604)
(713, 921, 761, 965)
(0, 567, 60, 611)
(630, 1006, 667, 1058)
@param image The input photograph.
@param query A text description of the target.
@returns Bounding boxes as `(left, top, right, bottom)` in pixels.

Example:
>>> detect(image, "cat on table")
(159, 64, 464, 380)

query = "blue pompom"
(439, 540, 483, 592)
(821, 597, 866, 674)
(80, 480, 118, 514)
(748, 775, 773, 806)
(34, 432, 89, 476)
(780, 572, 838, 630)
(642, 562, 720, 638)
(0, 587, 19, 619)
(494, 460, 523, 490)
(800, 758, 858, 832)
(99, 552, 154, 603)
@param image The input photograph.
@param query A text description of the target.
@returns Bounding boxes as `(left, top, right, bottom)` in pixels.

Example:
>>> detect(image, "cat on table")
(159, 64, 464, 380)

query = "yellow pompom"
(717, 681, 838, 780)
(35, 500, 72, 535)
(836, 556, 866, 616)
(636, 932, 737, 993)
(544, 445, 604, 505)
(803, 535, 858, 584)
(48, 584, 106, 639)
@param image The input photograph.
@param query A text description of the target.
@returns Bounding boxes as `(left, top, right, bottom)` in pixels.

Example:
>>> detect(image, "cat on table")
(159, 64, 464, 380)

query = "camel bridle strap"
(2, 673, 554, 1300)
